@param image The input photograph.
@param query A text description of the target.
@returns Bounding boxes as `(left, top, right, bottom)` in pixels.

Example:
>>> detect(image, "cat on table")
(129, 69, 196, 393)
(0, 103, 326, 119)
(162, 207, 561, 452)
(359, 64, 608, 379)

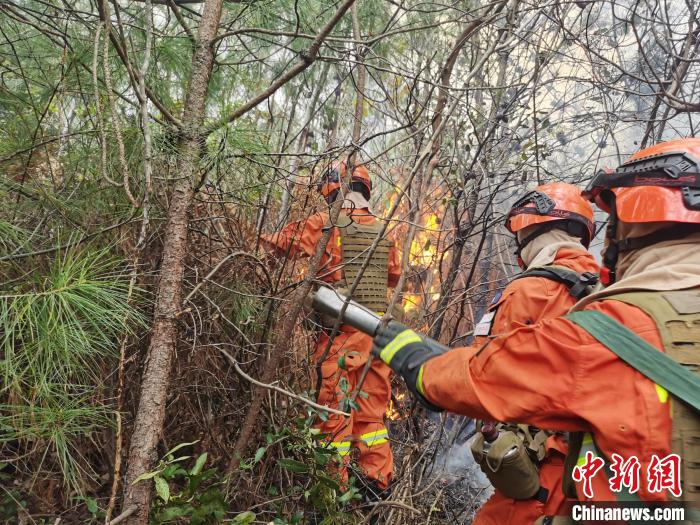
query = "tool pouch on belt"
(336, 213, 392, 314)
(470, 423, 547, 500)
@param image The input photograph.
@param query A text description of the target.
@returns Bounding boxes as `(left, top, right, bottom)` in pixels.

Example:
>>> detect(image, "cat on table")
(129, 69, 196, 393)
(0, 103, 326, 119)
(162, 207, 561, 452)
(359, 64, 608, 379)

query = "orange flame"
(409, 213, 439, 268)
(402, 292, 422, 312)
(386, 392, 407, 420)
(402, 212, 442, 313)
(386, 399, 401, 420)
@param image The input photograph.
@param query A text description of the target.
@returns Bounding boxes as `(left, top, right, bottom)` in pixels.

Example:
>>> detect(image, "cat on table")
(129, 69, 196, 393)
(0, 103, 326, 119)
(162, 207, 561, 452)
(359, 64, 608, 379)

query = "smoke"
(427, 414, 493, 521)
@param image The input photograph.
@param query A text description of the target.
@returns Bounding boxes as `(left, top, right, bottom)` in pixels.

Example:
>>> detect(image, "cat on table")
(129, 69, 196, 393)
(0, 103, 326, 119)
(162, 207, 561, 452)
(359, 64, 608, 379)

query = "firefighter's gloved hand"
(372, 321, 443, 412)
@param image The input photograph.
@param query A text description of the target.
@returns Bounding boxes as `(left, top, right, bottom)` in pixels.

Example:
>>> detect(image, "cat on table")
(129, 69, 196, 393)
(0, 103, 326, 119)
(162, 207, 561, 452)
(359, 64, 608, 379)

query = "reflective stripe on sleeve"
(379, 329, 423, 364)
(416, 365, 426, 397)
(655, 384, 669, 403)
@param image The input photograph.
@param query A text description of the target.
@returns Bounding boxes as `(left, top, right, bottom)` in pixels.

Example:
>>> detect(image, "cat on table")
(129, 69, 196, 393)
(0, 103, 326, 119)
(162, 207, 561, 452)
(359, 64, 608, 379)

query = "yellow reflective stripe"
(416, 365, 426, 397)
(655, 384, 669, 403)
(360, 429, 388, 440)
(379, 329, 422, 364)
(577, 432, 596, 466)
(323, 440, 352, 456)
(360, 429, 389, 446)
(321, 441, 351, 449)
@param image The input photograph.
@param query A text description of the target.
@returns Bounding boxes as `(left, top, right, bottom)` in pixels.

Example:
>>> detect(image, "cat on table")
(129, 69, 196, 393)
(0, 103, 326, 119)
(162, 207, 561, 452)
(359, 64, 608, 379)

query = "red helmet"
(506, 182, 595, 247)
(317, 161, 372, 200)
(583, 138, 700, 283)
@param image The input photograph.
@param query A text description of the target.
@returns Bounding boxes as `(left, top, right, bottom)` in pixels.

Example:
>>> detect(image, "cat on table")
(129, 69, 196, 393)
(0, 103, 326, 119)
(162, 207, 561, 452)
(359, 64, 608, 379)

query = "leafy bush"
(240, 415, 361, 525)
(133, 442, 228, 524)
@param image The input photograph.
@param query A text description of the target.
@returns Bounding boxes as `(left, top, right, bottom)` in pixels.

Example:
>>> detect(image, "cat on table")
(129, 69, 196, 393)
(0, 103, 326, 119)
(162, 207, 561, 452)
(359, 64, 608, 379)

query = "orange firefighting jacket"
(260, 207, 401, 287)
(472, 248, 598, 524)
(481, 248, 600, 335)
(422, 296, 675, 503)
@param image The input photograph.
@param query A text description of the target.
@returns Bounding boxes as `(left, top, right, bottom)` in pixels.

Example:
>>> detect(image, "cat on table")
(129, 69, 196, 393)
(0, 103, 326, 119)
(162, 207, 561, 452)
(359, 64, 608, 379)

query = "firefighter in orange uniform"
(471, 182, 599, 524)
(261, 161, 401, 493)
(372, 139, 700, 519)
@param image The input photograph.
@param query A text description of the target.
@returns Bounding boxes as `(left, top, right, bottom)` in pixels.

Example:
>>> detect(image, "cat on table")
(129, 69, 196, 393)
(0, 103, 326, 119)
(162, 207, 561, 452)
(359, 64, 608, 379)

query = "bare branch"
(208, 0, 357, 131)
(217, 347, 351, 417)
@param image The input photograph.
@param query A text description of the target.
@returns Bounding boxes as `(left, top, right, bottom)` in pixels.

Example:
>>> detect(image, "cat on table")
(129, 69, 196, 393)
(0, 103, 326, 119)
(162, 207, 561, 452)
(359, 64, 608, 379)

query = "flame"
(382, 183, 447, 317)
(402, 212, 441, 313)
(382, 187, 404, 219)
(386, 399, 401, 420)
(424, 214, 439, 231)
(409, 213, 439, 268)
(402, 292, 422, 312)
(386, 392, 407, 420)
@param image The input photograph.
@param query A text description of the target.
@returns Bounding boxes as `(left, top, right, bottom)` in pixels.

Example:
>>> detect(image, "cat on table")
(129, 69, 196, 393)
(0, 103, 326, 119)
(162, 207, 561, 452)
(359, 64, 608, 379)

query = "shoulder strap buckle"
(517, 266, 599, 300)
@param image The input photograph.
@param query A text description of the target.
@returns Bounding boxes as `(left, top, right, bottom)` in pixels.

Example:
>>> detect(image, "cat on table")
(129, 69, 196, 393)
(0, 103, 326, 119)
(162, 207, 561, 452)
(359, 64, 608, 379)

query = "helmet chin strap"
(324, 190, 337, 204)
(514, 225, 551, 269)
(601, 202, 700, 285)
(601, 200, 619, 286)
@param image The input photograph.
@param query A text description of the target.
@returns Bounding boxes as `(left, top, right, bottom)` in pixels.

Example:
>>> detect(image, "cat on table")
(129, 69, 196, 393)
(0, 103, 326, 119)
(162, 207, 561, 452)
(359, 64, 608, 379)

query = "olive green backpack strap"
(565, 310, 700, 411)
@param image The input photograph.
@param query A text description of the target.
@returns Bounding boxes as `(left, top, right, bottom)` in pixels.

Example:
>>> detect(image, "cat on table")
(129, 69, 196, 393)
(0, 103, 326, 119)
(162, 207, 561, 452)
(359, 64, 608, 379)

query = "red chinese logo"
(572, 451, 605, 499)
(609, 453, 641, 493)
(572, 452, 682, 499)
(647, 454, 681, 498)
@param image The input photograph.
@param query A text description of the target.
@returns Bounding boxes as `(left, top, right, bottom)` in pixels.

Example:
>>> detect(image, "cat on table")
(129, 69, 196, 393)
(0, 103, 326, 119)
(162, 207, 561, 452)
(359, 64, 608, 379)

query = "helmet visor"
(584, 153, 700, 198)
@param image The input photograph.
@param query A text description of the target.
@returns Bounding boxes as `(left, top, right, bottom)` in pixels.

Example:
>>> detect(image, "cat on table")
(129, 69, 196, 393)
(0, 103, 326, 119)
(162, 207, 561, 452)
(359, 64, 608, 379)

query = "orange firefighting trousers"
(315, 327, 393, 489)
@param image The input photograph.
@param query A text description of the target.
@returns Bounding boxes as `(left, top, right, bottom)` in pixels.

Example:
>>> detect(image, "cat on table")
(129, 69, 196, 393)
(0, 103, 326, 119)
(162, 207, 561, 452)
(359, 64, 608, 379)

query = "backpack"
(565, 290, 700, 520)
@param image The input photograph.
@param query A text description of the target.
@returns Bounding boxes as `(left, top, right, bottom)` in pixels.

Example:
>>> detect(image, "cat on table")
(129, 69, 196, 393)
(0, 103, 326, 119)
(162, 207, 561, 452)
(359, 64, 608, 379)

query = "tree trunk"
(122, 0, 224, 522)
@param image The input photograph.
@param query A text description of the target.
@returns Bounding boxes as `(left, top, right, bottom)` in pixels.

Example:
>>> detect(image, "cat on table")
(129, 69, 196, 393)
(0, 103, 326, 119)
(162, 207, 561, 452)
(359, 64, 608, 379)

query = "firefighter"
(372, 138, 700, 518)
(470, 182, 599, 525)
(261, 161, 401, 493)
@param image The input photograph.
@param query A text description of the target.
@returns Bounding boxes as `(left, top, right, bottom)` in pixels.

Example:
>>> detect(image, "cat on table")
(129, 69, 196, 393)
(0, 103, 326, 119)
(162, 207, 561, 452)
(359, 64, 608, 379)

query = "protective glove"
(372, 321, 443, 411)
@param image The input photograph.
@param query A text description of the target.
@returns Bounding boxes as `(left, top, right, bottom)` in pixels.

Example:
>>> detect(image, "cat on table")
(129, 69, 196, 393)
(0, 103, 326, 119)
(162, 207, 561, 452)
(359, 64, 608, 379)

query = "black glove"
(373, 321, 443, 411)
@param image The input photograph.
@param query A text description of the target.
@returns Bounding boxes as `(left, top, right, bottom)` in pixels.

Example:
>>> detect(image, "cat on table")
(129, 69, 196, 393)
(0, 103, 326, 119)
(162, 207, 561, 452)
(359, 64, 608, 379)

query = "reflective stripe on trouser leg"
(359, 428, 389, 447)
(355, 427, 393, 489)
(321, 440, 352, 457)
